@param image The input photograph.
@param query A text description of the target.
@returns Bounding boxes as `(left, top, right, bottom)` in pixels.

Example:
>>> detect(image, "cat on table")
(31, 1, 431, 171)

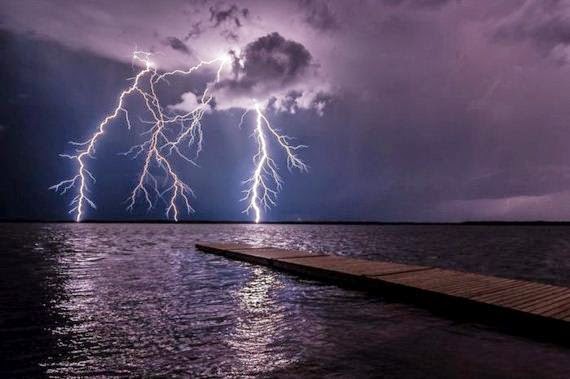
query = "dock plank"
(231, 248, 322, 260)
(483, 285, 566, 308)
(196, 243, 325, 265)
(275, 255, 431, 277)
(523, 292, 570, 314)
(378, 271, 525, 299)
(436, 279, 524, 298)
(451, 281, 532, 302)
(551, 305, 570, 319)
(195, 242, 264, 252)
(506, 287, 569, 309)
(473, 282, 544, 302)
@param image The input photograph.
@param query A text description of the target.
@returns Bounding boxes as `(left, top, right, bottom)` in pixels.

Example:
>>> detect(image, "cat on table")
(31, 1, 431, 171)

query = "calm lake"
(2, 223, 570, 377)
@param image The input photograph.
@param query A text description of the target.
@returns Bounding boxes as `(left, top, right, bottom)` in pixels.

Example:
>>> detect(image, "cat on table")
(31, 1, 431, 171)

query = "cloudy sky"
(2, 0, 570, 221)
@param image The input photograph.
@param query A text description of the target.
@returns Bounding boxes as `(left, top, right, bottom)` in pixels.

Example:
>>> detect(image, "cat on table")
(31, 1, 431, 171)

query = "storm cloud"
(181, 32, 330, 112)
(3, 0, 570, 221)
(382, 0, 455, 10)
(163, 36, 192, 55)
(209, 4, 249, 28)
(299, 0, 339, 31)
(207, 3, 249, 41)
(493, 0, 570, 63)
(224, 32, 312, 91)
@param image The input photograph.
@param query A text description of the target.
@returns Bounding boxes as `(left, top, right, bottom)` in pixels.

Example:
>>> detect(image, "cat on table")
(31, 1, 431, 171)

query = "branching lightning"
(51, 50, 308, 223)
(51, 51, 228, 221)
(242, 102, 308, 223)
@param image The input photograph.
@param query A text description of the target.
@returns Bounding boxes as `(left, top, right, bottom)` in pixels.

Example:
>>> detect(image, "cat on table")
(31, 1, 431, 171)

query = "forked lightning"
(52, 50, 307, 223)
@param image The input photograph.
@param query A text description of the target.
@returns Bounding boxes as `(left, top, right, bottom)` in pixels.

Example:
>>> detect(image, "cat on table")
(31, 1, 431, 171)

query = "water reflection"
(228, 266, 300, 375)
(46, 228, 106, 375)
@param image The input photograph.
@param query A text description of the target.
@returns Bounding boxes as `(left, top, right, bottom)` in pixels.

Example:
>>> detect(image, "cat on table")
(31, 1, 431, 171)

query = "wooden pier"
(196, 242, 570, 340)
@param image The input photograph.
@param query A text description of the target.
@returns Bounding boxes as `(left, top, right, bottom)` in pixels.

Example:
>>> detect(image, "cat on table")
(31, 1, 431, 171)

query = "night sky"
(2, 0, 570, 222)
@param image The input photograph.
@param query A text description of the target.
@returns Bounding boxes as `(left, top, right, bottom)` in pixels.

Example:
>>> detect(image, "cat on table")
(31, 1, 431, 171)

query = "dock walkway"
(196, 242, 570, 338)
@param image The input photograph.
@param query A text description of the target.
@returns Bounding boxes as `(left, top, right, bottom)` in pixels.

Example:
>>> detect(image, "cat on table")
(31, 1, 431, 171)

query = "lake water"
(1, 223, 570, 377)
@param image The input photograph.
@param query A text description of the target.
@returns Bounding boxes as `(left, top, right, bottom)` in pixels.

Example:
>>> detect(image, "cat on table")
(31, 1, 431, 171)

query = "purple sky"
(2, 0, 570, 221)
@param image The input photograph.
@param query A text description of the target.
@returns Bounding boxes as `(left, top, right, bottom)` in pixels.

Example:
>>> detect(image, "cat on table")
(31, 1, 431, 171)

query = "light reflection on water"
(228, 267, 299, 375)
(1, 223, 570, 377)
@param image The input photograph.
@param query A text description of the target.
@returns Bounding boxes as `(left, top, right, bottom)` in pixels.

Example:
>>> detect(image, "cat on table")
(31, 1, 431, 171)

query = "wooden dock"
(196, 242, 570, 340)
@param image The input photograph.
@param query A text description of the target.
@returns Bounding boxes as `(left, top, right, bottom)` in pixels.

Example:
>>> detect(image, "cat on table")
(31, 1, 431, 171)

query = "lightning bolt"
(51, 51, 229, 221)
(242, 102, 308, 223)
(52, 48, 308, 223)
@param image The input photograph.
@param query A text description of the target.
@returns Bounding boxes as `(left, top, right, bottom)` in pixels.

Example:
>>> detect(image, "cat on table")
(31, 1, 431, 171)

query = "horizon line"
(2, 219, 570, 225)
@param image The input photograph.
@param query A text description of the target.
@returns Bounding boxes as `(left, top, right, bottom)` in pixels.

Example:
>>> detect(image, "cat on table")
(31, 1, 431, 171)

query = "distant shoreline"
(2, 220, 570, 226)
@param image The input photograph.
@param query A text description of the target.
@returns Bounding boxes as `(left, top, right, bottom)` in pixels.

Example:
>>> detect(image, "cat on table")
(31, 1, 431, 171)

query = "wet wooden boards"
(196, 242, 570, 338)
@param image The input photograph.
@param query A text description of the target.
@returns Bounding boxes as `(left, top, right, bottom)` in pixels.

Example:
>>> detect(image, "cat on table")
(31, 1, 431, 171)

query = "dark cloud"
(382, 0, 404, 5)
(414, 0, 454, 8)
(383, 0, 454, 10)
(180, 3, 249, 42)
(218, 32, 313, 94)
(183, 21, 203, 41)
(493, 1, 570, 63)
(163, 36, 192, 55)
(299, 0, 339, 31)
(209, 4, 249, 28)
(221, 30, 239, 42)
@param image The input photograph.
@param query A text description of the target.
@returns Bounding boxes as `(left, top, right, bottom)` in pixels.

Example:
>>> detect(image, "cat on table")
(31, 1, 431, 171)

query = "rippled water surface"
(2, 223, 570, 377)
